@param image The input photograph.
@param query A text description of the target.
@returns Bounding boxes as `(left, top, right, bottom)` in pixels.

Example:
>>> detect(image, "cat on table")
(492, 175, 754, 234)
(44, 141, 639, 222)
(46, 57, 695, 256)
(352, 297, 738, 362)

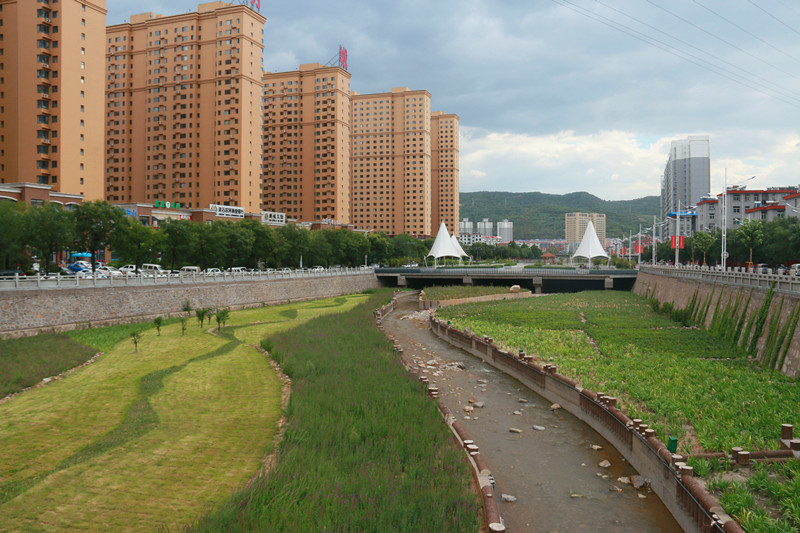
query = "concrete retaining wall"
(634, 271, 800, 379)
(0, 274, 380, 338)
(429, 317, 740, 533)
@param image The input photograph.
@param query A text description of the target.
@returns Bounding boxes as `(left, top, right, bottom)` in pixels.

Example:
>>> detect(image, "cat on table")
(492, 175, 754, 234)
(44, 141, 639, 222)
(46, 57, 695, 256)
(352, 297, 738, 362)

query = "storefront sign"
(210, 204, 245, 219)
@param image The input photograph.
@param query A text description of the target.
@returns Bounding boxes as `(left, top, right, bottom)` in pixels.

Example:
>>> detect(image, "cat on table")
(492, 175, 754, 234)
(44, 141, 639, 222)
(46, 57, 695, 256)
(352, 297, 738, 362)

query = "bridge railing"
(0, 267, 374, 291)
(376, 267, 637, 276)
(640, 264, 800, 293)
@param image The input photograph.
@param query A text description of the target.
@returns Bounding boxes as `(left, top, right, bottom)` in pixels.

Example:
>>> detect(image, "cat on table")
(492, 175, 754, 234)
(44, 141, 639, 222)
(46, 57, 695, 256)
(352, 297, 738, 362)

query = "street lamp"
(721, 172, 756, 271)
(674, 200, 696, 267)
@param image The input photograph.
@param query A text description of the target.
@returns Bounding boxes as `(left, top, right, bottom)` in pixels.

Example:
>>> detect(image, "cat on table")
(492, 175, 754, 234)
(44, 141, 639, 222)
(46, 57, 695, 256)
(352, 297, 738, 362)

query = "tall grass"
(0, 334, 96, 397)
(191, 290, 480, 532)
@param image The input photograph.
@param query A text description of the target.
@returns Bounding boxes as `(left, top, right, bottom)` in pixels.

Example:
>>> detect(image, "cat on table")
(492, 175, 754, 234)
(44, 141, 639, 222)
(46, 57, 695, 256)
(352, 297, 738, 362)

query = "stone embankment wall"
(0, 274, 380, 338)
(428, 317, 744, 533)
(634, 271, 800, 379)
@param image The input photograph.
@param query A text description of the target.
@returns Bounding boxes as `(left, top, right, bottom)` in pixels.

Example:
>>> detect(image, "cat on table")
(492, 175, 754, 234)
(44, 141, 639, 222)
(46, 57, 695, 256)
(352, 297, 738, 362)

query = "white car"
(96, 266, 123, 277)
(204, 268, 223, 275)
(311, 266, 325, 272)
(119, 264, 139, 275)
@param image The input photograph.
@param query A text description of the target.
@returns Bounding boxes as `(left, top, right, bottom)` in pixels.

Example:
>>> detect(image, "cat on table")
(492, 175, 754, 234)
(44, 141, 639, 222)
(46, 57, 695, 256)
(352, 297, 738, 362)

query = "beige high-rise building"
(262, 63, 351, 222)
(431, 111, 459, 235)
(565, 212, 606, 244)
(351, 87, 433, 237)
(0, 0, 107, 200)
(105, 2, 265, 211)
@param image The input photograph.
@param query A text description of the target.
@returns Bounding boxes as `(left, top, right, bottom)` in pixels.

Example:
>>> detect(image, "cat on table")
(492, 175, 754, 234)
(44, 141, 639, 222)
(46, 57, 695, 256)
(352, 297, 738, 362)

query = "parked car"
(180, 266, 201, 274)
(119, 264, 139, 275)
(755, 263, 769, 274)
(96, 265, 123, 277)
(790, 264, 800, 276)
(141, 263, 168, 276)
(311, 266, 325, 272)
(0, 269, 25, 277)
(204, 268, 223, 275)
(279, 267, 292, 274)
(227, 267, 247, 274)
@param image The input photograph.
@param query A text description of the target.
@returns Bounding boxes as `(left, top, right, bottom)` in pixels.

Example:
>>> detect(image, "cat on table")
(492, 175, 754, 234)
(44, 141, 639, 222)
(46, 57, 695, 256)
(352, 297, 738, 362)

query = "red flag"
(251, 0, 261, 10)
(670, 236, 677, 249)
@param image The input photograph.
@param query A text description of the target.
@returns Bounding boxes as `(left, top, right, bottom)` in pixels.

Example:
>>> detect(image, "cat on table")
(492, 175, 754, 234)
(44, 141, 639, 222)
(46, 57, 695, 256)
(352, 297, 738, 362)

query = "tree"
(130, 330, 143, 353)
(0, 202, 29, 271)
(161, 218, 198, 271)
(25, 203, 74, 275)
(736, 219, 764, 265)
(180, 317, 187, 336)
(196, 308, 208, 328)
(74, 201, 124, 272)
(153, 316, 163, 336)
(367, 232, 391, 265)
(692, 231, 715, 265)
(110, 217, 163, 272)
(215, 308, 230, 330)
(243, 219, 276, 269)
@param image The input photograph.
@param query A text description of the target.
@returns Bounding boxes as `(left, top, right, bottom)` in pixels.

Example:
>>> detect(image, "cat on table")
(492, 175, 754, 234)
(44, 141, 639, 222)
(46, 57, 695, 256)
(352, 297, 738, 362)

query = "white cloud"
(460, 127, 800, 201)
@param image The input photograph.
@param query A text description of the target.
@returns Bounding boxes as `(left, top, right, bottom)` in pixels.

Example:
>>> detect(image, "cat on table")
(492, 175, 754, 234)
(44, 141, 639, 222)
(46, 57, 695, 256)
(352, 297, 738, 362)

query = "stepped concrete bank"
(0, 274, 380, 338)
(634, 269, 800, 379)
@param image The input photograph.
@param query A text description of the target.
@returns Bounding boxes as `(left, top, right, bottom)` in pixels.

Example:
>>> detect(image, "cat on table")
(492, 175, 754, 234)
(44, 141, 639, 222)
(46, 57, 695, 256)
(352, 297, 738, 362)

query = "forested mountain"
(459, 191, 660, 240)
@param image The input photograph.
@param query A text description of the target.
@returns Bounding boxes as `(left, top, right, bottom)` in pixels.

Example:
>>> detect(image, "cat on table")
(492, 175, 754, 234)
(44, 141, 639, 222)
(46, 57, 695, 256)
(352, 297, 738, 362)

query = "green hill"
(459, 191, 660, 240)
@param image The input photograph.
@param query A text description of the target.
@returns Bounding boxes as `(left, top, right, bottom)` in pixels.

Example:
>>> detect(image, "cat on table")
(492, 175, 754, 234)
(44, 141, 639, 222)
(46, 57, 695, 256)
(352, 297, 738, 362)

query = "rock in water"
(510, 285, 521, 293)
(501, 493, 517, 502)
(533, 425, 546, 431)
(509, 427, 523, 433)
(598, 460, 611, 468)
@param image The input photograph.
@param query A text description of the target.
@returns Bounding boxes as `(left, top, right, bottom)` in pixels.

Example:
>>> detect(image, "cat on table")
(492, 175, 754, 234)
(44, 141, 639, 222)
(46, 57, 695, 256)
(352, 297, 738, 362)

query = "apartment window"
(81, 33, 85, 41)
(80, 61, 85, 69)
(81, 47, 85, 55)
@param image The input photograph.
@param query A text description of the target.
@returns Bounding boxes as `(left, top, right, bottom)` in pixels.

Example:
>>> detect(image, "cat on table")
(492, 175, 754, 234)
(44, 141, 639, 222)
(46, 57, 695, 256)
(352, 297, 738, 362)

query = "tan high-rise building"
(262, 63, 351, 222)
(565, 212, 606, 244)
(351, 87, 433, 237)
(431, 111, 459, 235)
(0, 0, 107, 200)
(105, 2, 265, 211)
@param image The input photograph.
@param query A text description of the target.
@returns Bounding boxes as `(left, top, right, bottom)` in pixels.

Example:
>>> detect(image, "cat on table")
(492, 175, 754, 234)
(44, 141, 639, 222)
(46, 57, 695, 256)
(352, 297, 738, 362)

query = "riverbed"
(383, 293, 682, 532)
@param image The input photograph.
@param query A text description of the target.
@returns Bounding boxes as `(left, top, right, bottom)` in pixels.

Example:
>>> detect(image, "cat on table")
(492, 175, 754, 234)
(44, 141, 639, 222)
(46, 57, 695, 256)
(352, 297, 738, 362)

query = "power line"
(551, 0, 800, 109)
(693, 0, 800, 66)
(643, 0, 800, 82)
(748, 0, 800, 37)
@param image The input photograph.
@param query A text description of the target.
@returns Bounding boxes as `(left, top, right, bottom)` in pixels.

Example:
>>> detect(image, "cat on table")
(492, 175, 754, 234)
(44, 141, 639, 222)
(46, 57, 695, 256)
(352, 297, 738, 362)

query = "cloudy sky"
(107, 0, 800, 200)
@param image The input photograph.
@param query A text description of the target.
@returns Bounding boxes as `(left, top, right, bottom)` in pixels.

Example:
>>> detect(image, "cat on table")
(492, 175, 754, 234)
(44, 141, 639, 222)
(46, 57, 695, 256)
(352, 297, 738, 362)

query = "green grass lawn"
(0, 293, 370, 531)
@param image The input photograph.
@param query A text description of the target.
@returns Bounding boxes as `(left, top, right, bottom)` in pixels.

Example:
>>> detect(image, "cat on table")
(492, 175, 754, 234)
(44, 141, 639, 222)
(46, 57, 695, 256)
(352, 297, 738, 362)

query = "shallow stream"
(383, 293, 683, 532)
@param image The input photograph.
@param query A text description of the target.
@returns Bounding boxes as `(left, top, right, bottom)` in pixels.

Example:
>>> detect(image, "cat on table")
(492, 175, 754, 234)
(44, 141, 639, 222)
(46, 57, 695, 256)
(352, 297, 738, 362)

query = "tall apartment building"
(262, 63, 351, 222)
(431, 111, 459, 235)
(104, 1, 265, 212)
(497, 219, 513, 242)
(459, 218, 473, 234)
(0, 0, 107, 200)
(565, 212, 606, 244)
(477, 218, 493, 237)
(350, 87, 432, 236)
(661, 136, 710, 237)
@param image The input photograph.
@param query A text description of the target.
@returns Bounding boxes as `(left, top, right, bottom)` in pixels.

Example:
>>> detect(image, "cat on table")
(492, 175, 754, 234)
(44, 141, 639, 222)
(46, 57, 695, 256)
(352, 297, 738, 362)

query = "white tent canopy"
(450, 235, 469, 258)
(426, 223, 467, 265)
(572, 221, 608, 260)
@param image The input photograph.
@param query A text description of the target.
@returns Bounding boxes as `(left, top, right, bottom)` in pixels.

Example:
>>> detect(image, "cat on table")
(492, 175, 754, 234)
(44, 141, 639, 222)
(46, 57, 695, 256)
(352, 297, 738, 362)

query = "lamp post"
(721, 171, 756, 271)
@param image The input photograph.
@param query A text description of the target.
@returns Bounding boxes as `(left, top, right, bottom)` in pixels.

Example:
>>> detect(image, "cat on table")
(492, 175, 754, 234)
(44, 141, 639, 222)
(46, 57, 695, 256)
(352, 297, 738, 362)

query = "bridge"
(375, 267, 638, 293)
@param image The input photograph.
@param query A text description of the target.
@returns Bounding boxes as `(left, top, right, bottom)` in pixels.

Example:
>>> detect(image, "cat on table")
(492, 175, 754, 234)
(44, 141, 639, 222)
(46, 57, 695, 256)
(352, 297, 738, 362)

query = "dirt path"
(383, 293, 682, 533)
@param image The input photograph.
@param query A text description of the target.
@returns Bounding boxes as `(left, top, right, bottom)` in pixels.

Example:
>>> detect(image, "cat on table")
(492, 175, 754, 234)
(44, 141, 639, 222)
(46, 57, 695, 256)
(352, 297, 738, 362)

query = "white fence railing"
(0, 267, 375, 291)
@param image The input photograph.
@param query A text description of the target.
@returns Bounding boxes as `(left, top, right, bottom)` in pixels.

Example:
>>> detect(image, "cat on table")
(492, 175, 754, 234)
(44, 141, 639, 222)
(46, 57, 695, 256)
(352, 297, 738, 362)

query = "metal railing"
(0, 267, 375, 291)
(377, 267, 637, 276)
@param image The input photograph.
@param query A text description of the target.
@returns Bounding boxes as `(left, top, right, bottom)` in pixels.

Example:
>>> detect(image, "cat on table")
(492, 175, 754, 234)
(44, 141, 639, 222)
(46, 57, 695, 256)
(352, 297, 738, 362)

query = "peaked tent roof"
(572, 221, 608, 260)
(427, 223, 462, 259)
(450, 235, 469, 257)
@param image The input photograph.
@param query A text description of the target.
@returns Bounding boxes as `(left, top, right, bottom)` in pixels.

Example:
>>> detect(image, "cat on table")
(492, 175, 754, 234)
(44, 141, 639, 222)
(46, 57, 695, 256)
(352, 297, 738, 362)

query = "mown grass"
(0, 334, 97, 398)
(190, 289, 481, 532)
(0, 294, 369, 531)
(422, 285, 524, 301)
(437, 291, 799, 451)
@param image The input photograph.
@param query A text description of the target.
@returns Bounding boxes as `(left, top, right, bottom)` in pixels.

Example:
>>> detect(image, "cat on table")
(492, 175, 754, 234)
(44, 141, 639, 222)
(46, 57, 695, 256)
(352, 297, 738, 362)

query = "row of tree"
(631, 218, 799, 266)
(0, 201, 546, 273)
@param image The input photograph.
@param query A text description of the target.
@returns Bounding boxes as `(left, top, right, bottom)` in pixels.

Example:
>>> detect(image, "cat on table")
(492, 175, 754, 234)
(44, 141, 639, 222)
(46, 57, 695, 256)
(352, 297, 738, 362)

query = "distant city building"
(661, 136, 710, 238)
(104, 2, 267, 212)
(693, 186, 800, 234)
(530, 238, 569, 253)
(565, 212, 606, 244)
(458, 233, 484, 246)
(459, 218, 473, 235)
(477, 218, 493, 237)
(0, 0, 107, 200)
(497, 219, 513, 242)
(262, 63, 352, 223)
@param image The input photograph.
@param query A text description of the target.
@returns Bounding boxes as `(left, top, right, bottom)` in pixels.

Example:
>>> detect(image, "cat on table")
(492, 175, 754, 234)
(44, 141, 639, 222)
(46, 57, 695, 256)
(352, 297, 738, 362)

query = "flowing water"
(383, 294, 683, 532)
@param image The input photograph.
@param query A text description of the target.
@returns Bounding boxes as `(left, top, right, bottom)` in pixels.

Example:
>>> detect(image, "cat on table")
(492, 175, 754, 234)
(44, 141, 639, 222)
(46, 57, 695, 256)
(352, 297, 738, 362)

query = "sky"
(106, 0, 800, 201)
